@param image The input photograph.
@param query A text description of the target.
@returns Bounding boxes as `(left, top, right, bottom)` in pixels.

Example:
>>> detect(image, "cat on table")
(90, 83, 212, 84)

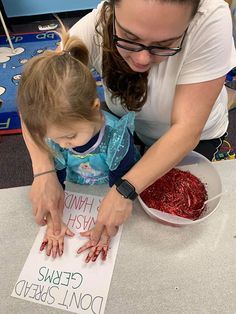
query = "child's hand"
(77, 227, 110, 263)
(40, 221, 74, 258)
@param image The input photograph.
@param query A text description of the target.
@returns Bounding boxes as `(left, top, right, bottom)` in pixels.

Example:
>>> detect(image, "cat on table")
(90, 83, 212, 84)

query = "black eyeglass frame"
(112, 8, 187, 56)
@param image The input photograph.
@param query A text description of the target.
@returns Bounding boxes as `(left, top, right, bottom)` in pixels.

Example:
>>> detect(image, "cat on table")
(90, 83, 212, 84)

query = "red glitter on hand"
(140, 168, 208, 220)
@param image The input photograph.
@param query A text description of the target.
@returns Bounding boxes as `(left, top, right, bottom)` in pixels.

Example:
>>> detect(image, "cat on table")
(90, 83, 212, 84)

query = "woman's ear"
(92, 98, 101, 111)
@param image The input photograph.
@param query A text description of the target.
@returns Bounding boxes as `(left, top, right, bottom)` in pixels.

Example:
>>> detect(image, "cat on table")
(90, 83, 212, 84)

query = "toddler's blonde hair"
(18, 23, 98, 152)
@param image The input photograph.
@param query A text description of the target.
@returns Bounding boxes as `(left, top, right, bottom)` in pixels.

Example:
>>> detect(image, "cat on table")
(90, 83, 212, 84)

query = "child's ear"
(92, 98, 101, 111)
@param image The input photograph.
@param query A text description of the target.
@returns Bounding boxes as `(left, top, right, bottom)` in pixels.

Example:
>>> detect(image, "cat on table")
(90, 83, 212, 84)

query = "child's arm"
(40, 213, 74, 258)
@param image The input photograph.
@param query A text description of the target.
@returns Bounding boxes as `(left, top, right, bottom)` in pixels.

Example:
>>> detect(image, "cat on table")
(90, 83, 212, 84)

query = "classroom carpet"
(0, 31, 104, 135)
(0, 32, 60, 134)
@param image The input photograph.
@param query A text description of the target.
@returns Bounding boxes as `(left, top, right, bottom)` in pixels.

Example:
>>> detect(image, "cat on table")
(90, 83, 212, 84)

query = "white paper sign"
(11, 191, 122, 314)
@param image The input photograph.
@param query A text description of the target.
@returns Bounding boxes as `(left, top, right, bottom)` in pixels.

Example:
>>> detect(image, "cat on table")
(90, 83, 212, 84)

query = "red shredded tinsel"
(140, 168, 208, 220)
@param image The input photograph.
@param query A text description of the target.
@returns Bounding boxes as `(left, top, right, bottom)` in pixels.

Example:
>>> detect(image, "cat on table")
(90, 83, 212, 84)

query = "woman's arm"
(21, 122, 64, 235)
(92, 76, 226, 239)
(124, 76, 226, 192)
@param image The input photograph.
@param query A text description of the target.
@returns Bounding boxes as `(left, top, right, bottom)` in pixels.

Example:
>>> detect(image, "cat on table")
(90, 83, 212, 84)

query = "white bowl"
(138, 151, 222, 226)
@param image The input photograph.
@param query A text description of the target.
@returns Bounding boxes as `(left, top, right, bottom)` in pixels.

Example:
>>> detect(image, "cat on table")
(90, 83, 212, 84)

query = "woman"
(22, 0, 236, 252)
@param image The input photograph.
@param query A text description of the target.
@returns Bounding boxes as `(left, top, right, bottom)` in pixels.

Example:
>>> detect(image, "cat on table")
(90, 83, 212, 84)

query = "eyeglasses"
(112, 8, 187, 57)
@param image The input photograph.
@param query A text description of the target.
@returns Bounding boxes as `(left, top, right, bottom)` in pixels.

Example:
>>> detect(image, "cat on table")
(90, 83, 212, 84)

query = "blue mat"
(0, 32, 104, 134)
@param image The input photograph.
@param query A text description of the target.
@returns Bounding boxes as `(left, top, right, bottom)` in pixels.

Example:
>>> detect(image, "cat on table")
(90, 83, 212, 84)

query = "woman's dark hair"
(96, 0, 201, 111)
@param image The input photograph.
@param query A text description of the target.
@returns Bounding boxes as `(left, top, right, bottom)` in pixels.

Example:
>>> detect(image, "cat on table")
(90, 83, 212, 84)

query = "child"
(17, 27, 138, 262)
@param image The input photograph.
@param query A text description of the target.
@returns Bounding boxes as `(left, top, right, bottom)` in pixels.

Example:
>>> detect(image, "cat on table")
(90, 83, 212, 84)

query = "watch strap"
(115, 178, 138, 200)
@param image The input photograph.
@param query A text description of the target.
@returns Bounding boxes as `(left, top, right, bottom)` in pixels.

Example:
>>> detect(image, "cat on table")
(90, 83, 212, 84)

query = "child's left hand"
(77, 227, 110, 263)
(40, 222, 74, 258)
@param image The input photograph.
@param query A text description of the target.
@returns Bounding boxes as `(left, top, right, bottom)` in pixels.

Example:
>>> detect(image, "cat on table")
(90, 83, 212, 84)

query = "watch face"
(117, 180, 134, 198)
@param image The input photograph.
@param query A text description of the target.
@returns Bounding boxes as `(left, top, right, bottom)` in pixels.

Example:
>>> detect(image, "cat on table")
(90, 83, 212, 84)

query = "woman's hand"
(30, 172, 64, 235)
(90, 186, 133, 243)
(98, 186, 133, 235)
(21, 121, 64, 235)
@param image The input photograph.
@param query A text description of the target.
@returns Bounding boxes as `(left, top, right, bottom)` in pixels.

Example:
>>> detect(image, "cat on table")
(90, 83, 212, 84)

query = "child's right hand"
(40, 220, 74, 258)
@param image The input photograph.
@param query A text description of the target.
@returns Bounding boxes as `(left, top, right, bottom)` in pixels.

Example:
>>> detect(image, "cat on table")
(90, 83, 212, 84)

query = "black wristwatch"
(115, 178, 138, 201)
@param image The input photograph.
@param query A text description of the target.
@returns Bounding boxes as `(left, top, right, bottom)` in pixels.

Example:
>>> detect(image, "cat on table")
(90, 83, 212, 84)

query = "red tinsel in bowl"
(140, 168, 208, 220)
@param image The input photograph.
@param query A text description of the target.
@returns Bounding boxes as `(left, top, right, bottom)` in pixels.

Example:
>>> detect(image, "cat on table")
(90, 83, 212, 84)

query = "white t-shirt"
(70, 0, 236, 146)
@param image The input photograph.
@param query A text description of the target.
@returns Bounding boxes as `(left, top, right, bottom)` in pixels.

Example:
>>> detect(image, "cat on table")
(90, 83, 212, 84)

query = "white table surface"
(1, 160, 236, 314)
